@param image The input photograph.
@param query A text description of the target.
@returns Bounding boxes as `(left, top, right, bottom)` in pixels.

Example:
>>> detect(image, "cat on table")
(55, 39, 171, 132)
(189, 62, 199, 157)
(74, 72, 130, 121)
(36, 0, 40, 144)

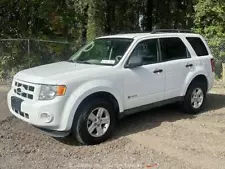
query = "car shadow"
(113, 93, 225, 139)
(56, 93, 225, 146)
(204, 93, 225, 112)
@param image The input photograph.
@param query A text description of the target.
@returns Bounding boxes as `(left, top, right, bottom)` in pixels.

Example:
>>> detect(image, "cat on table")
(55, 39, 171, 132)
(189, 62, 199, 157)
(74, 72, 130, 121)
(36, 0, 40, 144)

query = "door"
(123, 38, 165, 110)
(186, 36, 214, 80)
(159, 37, 195, 100)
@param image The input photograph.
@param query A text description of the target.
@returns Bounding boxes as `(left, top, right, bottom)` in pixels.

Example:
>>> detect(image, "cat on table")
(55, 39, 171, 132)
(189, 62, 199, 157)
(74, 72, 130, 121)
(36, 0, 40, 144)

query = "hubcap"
(87, 107, 110, 137)
(191, 88, 204, 109)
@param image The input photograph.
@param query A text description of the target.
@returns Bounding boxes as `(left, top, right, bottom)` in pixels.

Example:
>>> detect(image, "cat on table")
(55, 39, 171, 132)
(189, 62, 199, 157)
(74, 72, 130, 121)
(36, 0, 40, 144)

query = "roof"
(98, 32, 200, 40)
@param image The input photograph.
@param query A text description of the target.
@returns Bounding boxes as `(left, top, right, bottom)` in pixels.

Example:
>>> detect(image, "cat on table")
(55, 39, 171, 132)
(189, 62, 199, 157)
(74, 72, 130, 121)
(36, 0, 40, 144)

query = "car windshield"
(69, 38, 133, 65)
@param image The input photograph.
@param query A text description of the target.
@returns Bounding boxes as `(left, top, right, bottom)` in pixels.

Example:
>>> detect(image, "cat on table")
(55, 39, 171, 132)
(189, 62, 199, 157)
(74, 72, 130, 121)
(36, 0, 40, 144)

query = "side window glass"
(186, 37, 209, 56)
(160, 37, 188, 61)
(128, 39, 158, 65)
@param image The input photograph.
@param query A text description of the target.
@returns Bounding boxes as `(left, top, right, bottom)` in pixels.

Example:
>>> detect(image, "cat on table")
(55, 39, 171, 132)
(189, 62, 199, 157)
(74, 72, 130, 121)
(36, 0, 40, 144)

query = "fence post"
(27, 39, 30, 68)
(223, 63, 225, 84)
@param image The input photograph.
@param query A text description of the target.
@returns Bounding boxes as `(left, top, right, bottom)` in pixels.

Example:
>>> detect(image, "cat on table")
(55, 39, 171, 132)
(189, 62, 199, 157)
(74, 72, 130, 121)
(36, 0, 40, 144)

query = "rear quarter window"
(186, 37, 209, 56)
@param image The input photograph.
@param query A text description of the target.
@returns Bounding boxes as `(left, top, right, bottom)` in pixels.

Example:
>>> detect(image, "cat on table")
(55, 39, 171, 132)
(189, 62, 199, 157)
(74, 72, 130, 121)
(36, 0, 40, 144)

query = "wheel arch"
(77, 91, 120, 117)
(182, 74, 208, 96)
(61, 84, 124, 131)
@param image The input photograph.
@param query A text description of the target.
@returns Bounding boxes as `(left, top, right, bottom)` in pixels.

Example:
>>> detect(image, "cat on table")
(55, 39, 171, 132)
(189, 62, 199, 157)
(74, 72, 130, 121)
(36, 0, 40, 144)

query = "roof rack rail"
(151, 29, 192, 34)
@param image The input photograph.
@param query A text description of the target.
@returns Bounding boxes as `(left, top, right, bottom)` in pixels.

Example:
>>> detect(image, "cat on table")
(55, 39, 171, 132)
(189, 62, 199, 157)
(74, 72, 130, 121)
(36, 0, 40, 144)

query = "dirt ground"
(1, 85, 225, 169)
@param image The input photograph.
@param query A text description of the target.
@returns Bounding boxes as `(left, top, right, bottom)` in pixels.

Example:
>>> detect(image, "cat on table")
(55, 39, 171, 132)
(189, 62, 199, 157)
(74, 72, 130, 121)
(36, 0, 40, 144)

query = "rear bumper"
(208, 73, 215, 92)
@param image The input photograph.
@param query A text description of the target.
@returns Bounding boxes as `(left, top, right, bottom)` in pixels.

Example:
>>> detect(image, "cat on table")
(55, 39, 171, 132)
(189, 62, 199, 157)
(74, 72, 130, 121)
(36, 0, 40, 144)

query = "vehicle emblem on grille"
(16, 86, 26, 95)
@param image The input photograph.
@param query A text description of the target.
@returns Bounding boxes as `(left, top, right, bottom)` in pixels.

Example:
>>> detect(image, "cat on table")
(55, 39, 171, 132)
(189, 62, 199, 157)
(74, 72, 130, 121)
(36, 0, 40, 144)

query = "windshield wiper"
(75, 61, 93, 65)
(67, 60, 75, 63)
(67, 60, 93, 64)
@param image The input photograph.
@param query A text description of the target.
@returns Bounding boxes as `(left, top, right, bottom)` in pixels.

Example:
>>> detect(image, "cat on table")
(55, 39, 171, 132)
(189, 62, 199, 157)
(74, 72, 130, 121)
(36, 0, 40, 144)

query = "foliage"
(1, 0, 225, 79)
(1, 0, 195, 39)
(0, 40, 75, 79)
(194, 0, 225, 77)
(194, 0, 225, 37)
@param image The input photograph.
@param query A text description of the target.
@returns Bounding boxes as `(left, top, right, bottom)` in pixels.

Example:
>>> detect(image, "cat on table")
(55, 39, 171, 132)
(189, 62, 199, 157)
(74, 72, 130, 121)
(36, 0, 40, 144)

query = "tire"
(182, 81, 207, 114)
(71, 98, 116, 145)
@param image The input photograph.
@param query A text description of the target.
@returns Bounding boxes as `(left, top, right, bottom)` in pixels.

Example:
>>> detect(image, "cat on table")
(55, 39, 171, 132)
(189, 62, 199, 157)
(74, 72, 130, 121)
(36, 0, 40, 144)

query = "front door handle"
(186, 63, 193, 68)
(153, 69, 163, 74)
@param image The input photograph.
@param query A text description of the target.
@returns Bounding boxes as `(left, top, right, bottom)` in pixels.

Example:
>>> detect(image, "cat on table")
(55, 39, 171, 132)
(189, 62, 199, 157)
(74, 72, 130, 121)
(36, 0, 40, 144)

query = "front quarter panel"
(60, 79, 124, 131)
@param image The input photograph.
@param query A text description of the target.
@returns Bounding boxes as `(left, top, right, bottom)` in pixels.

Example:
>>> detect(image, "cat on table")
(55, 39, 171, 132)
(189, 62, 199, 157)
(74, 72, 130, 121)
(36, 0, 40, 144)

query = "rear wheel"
(182, 81, 207, 114)
(71, 98, 116, 145)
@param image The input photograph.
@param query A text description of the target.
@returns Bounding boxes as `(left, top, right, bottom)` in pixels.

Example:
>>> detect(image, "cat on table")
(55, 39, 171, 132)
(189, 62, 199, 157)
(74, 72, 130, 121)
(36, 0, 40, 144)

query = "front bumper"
(34, 126, 70, 137)
(7, 88, 68, 132)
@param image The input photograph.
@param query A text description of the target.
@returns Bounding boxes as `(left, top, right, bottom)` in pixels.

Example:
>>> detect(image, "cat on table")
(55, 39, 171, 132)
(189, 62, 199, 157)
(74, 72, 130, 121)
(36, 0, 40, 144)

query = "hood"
(14, 61, 110, 84)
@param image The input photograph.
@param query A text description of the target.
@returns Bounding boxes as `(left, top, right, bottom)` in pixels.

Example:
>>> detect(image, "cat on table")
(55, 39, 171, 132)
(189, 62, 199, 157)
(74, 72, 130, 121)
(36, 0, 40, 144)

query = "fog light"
(40, 113, 53, 123)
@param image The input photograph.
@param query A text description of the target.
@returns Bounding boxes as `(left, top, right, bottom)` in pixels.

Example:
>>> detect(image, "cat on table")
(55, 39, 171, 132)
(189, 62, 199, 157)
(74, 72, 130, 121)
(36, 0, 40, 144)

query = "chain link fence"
(0, 38, 225, 81)
(0, 39, 76, 80)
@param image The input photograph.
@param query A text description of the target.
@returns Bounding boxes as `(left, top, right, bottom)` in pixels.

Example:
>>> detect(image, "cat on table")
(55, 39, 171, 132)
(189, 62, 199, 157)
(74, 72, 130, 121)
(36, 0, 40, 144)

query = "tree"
(2, 0, 224, 78)
(194, 0, 225, 37)
(194, 0, 225, 77)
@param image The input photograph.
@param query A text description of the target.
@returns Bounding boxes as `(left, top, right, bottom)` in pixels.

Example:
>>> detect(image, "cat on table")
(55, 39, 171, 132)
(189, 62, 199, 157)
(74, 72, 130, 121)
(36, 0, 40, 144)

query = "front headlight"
(39, 85, 67, 100)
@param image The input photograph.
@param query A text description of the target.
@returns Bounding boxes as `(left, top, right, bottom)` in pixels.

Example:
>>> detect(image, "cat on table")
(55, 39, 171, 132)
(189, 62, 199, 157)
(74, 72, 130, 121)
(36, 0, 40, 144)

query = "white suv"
(7, 30, 215, 145)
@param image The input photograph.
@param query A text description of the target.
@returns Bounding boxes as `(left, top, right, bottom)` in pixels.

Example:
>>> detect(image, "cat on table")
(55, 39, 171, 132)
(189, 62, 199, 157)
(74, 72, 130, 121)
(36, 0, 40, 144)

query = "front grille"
(14, 81, 35, 100)
(14, 109, 30, 119)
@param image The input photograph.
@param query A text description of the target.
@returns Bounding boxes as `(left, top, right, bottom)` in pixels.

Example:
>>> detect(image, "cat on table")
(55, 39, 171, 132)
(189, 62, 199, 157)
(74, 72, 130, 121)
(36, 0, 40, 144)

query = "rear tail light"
(211, 58, 215, 72)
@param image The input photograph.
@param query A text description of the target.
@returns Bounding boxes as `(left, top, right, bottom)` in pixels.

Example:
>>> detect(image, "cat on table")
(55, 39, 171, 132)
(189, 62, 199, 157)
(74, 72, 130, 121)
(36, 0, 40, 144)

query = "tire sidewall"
(73, 99, 116, 145)
(184, 82, 207, 114)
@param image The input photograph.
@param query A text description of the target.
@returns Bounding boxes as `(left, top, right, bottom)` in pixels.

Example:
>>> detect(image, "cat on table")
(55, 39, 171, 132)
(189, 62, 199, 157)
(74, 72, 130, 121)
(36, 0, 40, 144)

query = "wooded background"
(0, 0, 225, 79)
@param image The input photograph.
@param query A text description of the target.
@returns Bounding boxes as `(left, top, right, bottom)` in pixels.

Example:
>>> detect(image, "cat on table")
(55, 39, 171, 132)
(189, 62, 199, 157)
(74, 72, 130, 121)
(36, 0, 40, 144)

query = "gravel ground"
(0, 86, 225, 169)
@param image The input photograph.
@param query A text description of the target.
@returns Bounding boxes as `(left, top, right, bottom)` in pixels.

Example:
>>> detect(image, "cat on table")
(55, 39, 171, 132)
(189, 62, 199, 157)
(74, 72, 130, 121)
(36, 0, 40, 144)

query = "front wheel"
(182, 81, 207, 114)
(71, 98, 116, 145)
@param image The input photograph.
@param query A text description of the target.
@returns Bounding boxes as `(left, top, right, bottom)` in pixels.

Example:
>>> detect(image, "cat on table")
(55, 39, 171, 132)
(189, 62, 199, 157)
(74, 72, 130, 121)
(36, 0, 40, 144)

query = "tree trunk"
(81, 4, 88, 45)
(143, 0, 153, 31)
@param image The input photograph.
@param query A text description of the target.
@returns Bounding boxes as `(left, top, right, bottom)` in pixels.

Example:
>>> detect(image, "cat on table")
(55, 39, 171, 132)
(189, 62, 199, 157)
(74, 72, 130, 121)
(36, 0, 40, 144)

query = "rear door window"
(159, 37, 189, 61)
(186, 37, 209, 56)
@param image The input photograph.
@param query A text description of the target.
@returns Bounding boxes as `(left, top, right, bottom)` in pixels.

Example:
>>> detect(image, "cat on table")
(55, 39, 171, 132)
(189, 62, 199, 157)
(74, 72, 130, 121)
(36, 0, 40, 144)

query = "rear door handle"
(153, 69, 163, 74)
(186, 63, 193, 68)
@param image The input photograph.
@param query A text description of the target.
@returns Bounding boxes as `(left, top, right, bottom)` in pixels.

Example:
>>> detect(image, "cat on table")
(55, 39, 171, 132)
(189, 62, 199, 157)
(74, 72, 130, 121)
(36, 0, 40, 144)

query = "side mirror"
(125, 56, 143, 68)
(125, 62, 143, 69)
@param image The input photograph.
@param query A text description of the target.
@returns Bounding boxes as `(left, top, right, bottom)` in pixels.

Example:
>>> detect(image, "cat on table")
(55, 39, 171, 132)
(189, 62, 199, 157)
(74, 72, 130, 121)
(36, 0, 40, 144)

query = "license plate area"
(11, 96, 24, 116)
